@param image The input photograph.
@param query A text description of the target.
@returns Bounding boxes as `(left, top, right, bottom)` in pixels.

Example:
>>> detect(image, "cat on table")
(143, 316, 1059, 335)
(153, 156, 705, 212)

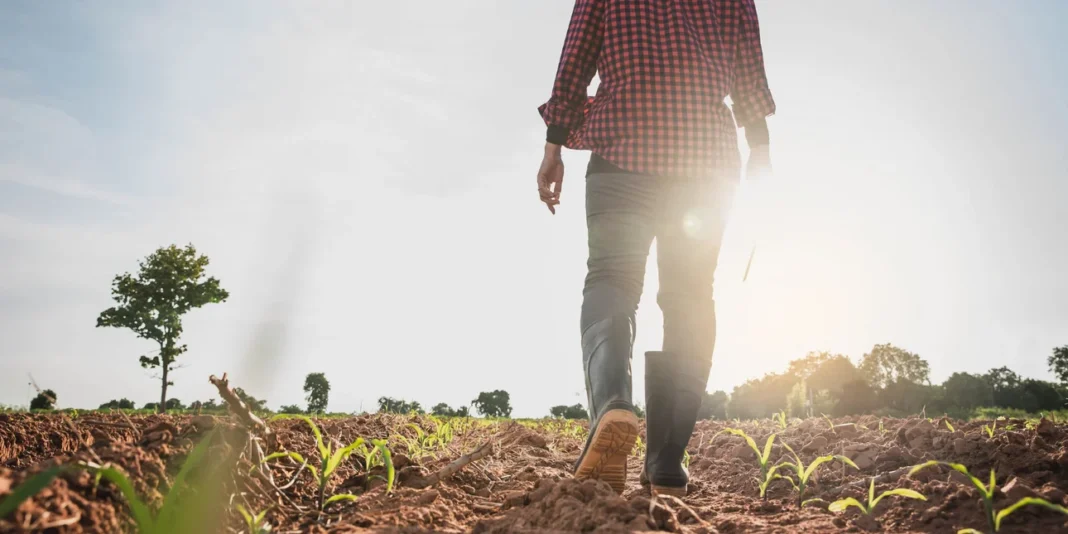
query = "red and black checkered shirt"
(539, 0, 776, 179)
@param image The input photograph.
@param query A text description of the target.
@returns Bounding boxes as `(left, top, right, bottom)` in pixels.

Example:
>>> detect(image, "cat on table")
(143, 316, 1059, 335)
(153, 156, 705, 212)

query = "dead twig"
(660, 495, 710, 527)
(408, 440, 495, 489)
(209, 373, 274, 446)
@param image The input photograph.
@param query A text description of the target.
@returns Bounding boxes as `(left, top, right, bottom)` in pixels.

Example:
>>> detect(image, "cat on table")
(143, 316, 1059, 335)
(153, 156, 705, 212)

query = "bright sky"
(2, 1, 1066, 417)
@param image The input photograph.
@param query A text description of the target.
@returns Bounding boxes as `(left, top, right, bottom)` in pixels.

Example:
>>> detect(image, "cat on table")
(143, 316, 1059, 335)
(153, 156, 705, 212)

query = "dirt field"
(2, 411, 1067, 533)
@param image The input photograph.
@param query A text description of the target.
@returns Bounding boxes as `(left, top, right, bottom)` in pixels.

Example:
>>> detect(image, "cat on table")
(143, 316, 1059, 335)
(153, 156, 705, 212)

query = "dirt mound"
(2, 413, 1067, 533)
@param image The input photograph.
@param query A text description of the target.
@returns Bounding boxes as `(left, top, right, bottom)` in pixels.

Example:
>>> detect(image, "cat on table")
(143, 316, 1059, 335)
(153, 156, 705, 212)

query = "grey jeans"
(580, 172, 734, 372)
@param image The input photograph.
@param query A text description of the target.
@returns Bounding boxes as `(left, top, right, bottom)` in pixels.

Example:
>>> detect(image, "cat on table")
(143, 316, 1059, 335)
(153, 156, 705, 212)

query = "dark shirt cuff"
(744, 118, 769, 148)
(546, 125, 570, 145)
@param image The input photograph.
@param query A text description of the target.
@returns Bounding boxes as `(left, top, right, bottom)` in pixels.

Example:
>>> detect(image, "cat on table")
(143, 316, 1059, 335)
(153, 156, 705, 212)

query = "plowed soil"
(2, 411, 1067, 533)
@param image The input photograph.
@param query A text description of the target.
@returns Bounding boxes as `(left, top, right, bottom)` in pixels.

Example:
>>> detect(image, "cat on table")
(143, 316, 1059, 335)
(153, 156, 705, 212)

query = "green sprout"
(879, 419, 886, 434)
(777, 442, 859, 508)
(682, 449, 692, 469)
(773, 411, 788, 430)
(267, 415, 393, 510)
(1, 428, 222, 533)
(829, 477, 926, 516)
(758, 463, 791, 499)
(982, 420, 997, 439)
(716, 428, 778, 482)
(910, 461, 1068, 532)
(236, 504, 272, 533)
(944, 419, 956, 432)
(822, 414, 836, 432)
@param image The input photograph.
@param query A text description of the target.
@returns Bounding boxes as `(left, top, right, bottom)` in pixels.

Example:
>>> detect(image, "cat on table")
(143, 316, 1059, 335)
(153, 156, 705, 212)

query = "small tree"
(99, 398, 136, 410)
(1049, 346, 1068, 385)
(279, 404, 304, 414)
(165, 398, 185, 411)
(431, 403, 470, 417)
(96, 244, 229, 414)
(303, 372, 331, 414)
(143, 402, 159, 411)
(699, 390, 729, 420)
(943, 372, 994, 411)
(549, 404, 588, 419)
(471, 390, 512, 418)
(377, 397, 423, 414)
(859, 343, 930, 389)
(29, 389, 56, 410)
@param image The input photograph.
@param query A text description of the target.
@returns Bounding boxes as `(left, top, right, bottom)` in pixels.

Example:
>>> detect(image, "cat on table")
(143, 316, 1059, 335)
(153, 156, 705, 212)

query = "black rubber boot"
(640, 350, 709, 496)
(573, 315, 639, 494)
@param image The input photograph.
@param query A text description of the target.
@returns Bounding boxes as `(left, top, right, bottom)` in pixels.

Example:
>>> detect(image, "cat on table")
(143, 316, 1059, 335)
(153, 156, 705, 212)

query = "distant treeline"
(696, 344, 1068, 420)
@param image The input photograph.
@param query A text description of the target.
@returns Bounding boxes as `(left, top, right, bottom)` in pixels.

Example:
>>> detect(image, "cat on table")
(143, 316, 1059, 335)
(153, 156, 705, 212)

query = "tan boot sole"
(574, 409, 639, 494)
(651, 484, 688, 497)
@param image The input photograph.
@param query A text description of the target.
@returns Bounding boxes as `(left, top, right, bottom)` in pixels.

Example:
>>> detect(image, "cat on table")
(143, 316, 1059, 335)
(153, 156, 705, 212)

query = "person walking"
(535, 0, 775, 496)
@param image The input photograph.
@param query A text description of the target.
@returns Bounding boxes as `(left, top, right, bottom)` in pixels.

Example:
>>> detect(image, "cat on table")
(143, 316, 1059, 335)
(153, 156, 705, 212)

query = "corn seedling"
(879, 419, 886, 434)
(909, 461, 1068, 532)
(716, 428, 778, 482)
(758, 462, 791, 499)
(267, 415, 393, 509)
(829, 477, 926, 516)
(822, 414, 835, 431)
(1, 428, 222, 533)
(778, 442, 859, 508)
(982, 420, 997, 439)
(944, 419, 955, 432)
(682, 450, 692, 469)
(236, 504, 272, 533)
(773, 411, 788, 430)
(635, 436, 647, 457)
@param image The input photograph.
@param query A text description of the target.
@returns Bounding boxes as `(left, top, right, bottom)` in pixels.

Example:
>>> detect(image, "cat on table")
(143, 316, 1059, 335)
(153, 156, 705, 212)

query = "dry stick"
(409, 440, 496, 489)
(117, 411, 142, 440)
(208, 373, 273, 444)
(661, 495, 710, 527)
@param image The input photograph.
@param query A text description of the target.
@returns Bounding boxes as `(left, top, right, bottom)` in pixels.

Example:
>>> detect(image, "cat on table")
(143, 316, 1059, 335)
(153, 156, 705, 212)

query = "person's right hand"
(537, 143, 565, 214)
(746, 144, 773, 181)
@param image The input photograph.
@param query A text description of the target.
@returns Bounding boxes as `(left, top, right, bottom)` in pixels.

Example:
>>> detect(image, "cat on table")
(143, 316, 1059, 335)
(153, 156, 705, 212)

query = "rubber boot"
(573, 315, 639, 494)
(639, 350, 709, 497)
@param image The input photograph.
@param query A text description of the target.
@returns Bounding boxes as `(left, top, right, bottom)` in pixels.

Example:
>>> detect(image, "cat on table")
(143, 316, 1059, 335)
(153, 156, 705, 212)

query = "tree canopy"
(472, 390, 512, 418)
(96, 244, 228, 413)
(303, 373, 330, 414)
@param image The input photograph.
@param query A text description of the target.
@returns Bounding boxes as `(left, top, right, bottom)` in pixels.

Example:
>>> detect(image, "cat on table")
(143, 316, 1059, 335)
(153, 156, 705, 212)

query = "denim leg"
(580, 173, 657, 421)
(580, 173, 658, 332)
(655, 179, 734, 386)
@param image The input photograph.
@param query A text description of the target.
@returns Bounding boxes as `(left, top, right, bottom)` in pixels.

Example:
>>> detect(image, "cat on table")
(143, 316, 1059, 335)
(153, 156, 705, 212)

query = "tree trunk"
(159, 363, 168, 414)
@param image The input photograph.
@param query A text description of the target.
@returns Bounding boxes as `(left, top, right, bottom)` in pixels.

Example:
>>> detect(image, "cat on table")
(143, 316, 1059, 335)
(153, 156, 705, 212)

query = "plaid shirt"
(539, 0, 776, 179)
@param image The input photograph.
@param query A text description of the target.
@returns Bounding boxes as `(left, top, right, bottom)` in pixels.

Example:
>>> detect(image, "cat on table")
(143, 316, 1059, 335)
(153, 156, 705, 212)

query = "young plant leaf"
(324, 493, 359, 506)
(828, 497, 866, 513)
(92, 467, 155, 531)
(870, 488, 926, 510)
(762, 434, 776, 464)
(0, 466, 66, 520)
(994, 497, 1068, 530)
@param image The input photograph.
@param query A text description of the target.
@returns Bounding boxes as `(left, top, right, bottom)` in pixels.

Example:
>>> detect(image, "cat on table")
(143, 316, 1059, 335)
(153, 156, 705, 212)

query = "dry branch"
(408, 440, 495, 489)
(209, 373, 273, 444)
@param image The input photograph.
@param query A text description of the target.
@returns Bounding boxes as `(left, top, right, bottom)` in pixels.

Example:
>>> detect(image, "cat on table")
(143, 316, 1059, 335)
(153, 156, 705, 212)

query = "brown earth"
(2, 411, 1067, 533)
